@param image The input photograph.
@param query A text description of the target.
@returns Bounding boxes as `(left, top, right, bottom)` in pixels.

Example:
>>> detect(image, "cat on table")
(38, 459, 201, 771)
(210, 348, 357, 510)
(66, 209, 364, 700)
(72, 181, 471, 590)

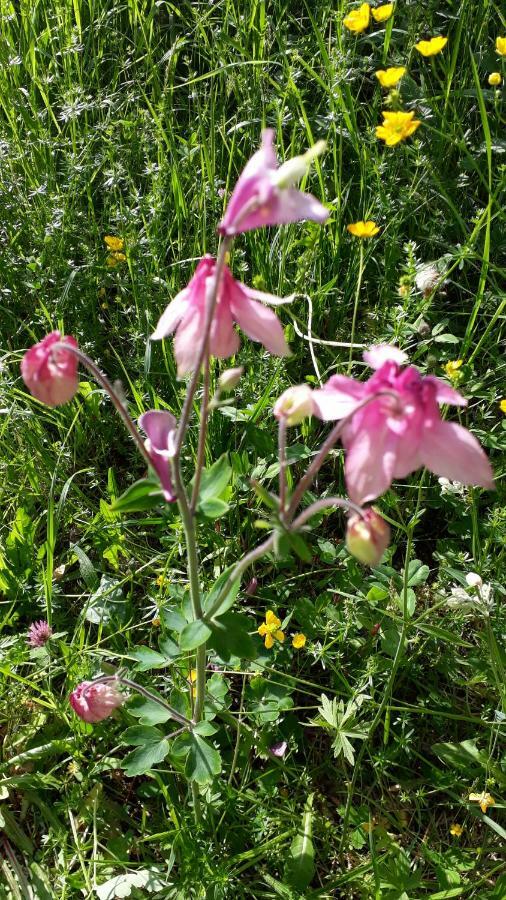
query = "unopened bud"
(273, 385, 313, 426)
(465, 572, 482, 588)
(218, 366, 244, 392)
(346, 508, 390, 567)
(245, 577, 258, 596)
(273, 140, 327, 189)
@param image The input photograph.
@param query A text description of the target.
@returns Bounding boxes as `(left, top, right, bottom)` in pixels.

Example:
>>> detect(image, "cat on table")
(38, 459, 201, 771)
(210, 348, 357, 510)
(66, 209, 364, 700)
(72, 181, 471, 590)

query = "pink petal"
(210, 298, 241, 359)
(425, 376, 467, 407)
(174, 305, 206, 376)
(312, 376, 366, 421)
(363, 344, 408, 370)
(419, 420, 495, 489)
(344, 408, 398, 504)
(151, 288, 191, 340)
(218, 131, 277, 235)
(230, 289, 290, 357)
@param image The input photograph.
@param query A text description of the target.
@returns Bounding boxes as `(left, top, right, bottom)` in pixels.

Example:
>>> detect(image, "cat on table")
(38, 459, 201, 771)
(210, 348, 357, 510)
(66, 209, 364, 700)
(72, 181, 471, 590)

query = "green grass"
(0, 0, 505, 897)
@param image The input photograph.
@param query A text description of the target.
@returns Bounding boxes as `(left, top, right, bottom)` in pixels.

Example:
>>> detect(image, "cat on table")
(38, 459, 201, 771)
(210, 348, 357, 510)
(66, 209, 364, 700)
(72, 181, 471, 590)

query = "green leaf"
(95, 868, 166, 899)
(192, 721, 218, 737)
(198, 497, 230, 519)
(130, 646, 172, 671)
(395, 587, 416, 618)
(250, 480, 279, 510)
(179, 619, 212, 651)
(285, 794, 315, 890)
(204, 565, 241, 617)
(121, 725, 164, 746)
(185, 733, 222, 784)
(110, 478, 165, 514)
(158, 635, 180, 658)
(160, 608, 187, 632)
(121, 739, 170, 776)
(406, 560, 430, 587)
(199, 453, 231, 500)
(127, 695, 173, 726)
(287, 531, 313, 563)
(208, 612, 256, 661)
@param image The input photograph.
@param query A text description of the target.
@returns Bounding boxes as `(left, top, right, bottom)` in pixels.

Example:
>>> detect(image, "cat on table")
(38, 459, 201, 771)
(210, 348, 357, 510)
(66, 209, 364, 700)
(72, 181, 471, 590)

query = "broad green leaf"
(158, 635, 180, 658)
(204, 565, 241, 617)
(285, 794, 315, 891)
(198, 497, 230, 519)
(121, 725, 164, 746)
(406, 560, 430, 587)
(110, 478, 164, 514)
(250, 480, 279, 510)
(122, 739, 170, 776)
(185, 733, 222, 784)
(208, 612, 256, 661)
(395, 588, 416, 618)
(94, 867, 166, 899)
(85, 575, 126, 625)
(192, 721, 218, 737)
(179, 619, 212, 651)
(130, 646, 171, 671)
(197, 454, 231, 503)
(127, 695, 173, 726)
(160, 608, 187, 632)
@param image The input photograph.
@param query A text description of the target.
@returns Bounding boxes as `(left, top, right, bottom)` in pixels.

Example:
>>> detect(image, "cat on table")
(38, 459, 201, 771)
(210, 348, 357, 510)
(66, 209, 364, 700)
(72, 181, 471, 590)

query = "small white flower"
(415, 263, 439, 294)
(438, 477, 465, 496)
(465, 572, 483, 588)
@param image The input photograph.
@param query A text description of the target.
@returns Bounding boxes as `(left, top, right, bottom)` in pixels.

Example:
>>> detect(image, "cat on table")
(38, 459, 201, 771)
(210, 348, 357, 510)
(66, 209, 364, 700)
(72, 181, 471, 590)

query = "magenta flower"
(151, 255, 290, 376)
(139, 410, 177, 502)
(21, 331, 79, 407)
(27, 620, 53, 648)
(218, 129, 329, 236)
(312, 345, 494, 504)
(70, 679, 124, 723)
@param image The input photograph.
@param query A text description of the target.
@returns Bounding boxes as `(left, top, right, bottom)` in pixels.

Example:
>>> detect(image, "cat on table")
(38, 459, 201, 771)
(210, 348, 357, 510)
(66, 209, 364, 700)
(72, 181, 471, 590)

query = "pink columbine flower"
(21, 331, 79, 406)
(139, 410, 177, 502)
(312, 344, 494, 505)
(69, 679, 124, 723)
(151, 255, 291, 376)
(27, 620, 53, 648)
(218, 129, 329, 236)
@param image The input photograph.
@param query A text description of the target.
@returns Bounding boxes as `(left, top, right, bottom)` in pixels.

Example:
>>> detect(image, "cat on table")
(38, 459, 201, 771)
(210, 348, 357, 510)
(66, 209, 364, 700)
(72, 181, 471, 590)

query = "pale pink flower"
(151, 255, 290, 376)
(27, 620, 53, 647)
(218, 129, 329, 236)
(139, 410, 177, 502)
(21, 331, 79, 406)
(70, 679, 124, 723)
(312, 344, 494, 504)
(346, 508, 390, 567)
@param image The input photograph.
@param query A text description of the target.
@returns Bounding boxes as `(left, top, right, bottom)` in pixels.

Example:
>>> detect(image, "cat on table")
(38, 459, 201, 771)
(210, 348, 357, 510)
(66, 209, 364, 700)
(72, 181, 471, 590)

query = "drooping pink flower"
(70, 679, 124, 723)
(218, 130, 329, 236)
(27, 620, 53, 648)
(312, 344, 494, 504)
(151, 255, 290, 376)
(21, 331, 79, 406)
(139, 410, 177, 502)
(346, 508, 391, 567)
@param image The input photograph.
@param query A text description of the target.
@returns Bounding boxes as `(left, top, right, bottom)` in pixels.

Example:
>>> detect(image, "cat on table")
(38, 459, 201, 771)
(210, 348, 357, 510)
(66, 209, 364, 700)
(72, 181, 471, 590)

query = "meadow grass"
(0, 0, 505, 897)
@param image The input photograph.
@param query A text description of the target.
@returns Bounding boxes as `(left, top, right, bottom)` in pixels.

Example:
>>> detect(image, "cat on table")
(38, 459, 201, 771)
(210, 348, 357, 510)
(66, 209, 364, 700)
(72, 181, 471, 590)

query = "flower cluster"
(258, 611, 306, 650)
(343, 3, 394, 34)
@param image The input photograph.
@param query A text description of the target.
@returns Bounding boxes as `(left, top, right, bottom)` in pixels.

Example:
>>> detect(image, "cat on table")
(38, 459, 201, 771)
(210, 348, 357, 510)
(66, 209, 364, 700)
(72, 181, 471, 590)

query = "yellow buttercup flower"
(488, 72, 502, 86)
(376, 110, 421, 146)
(188, 668, 197, 698)
(444, 359, 463, 380)
(375, 66, 406, 88)
(449, 824, 463, 837)
(343, 3, 370, 33)
(292, 633, 307, 649)
(499, 399, 506, 414)
(106, 252, 127, 268)
(415, 36, 448, 57)
(496, 37, 506, 56)
(104, 235, 124, 251)
(469, 792, 495, 814)
(258, 611, 285, 649)
(347, 220, 380, 238)
(371, 3, 393, 23)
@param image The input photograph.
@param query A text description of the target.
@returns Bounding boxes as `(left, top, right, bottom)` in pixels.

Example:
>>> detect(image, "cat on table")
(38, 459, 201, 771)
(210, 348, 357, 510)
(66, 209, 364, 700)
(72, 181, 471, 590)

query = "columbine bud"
(69, 679, 124, 723)
(21, 331, 79, 406)
(274, 385, 314, 426)
(346, 508, 390, 567)
(465, 572, 483, 588)
(218, 366, 244, 392)
(273, 140, 327, 188)
(245, 576, 258, 596)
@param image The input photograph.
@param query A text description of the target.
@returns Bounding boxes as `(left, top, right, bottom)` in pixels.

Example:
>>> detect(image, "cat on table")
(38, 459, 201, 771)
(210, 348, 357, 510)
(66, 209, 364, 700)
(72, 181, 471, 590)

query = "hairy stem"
(190, 353, 211, 513)
(348, 240, 364, 373)
(278, 418, 288, 518)
(96, 675, 193, 728)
